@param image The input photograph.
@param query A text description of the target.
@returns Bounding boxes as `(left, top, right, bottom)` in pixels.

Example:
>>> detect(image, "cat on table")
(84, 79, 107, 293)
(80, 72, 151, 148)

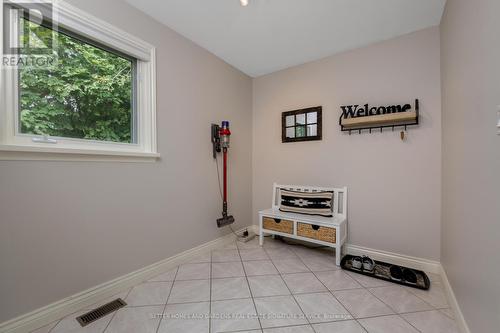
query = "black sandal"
(389, 265, 403, 281)
(403, 268, 418, 284)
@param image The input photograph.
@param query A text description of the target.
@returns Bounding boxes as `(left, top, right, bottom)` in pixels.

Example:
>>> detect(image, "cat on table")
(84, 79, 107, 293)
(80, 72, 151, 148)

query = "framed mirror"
(282, 106, 322, 143)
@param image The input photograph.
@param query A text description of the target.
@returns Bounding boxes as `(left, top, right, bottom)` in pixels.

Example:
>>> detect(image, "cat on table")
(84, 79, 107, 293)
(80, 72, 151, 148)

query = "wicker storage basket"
(262, 217, 293, 234)
(297, 223, 336, 244)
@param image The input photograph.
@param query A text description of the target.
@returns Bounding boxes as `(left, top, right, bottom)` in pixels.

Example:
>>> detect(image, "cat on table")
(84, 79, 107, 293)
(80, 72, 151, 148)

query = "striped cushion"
(279, 189, 334, 217)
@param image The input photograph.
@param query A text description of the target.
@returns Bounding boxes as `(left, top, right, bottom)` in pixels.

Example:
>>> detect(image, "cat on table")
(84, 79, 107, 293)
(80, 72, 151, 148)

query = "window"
(1, 2, 157, 161)
(19, 17, 137, 143)
(282, 106, 322, 143)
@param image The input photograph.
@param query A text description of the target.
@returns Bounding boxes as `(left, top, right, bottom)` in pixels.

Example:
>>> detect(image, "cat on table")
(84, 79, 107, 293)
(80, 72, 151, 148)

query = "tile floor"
(31, 237, 460, 333)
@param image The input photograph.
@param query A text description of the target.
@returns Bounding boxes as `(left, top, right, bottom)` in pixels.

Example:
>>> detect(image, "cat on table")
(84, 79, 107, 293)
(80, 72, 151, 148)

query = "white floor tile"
(30, 321, 59, 333)
(211, 277, 251, 301)
(248, 275, 290, 297)
(262, 238, 289, 249)
(186, 252, 211, 264)
(240, 248, 270, 261)
(369, 286, 433, 313)
(148, 268, 178, 282)
(220, 242, 238, 250)
(294, 248, 335, 261)
(125, 282, 172, 306)
(26, 242, 462, 333)
(440, 308, 455, 319)
(294, 292, 352, 323)
(402, 310, 460, 333)
(282, 273, 327, 294)
(290, 246, 322, 258)
(359, 315, 419, 333)
(254, 295, 307, 328)
(237, 238, 261, 249)
(104, 306, 163, 333)
(212, 261, 245, 278)
(211, 298, 260, 333)
(263, 325, 315, 332)
(175, 263, 211, 281)
(168, 280, 210, 304)
(264, 248, 299, 260)
(315, 270, 362, 291)
(406, 282, 449, 308)
(51, 309, 113, 333)
(333, 288, 394, 318)
(158, 301, 209, 333)
(243, 260, 279, 276)
(212, 249, 241, 262)
(300, 256, 339, 272)
(272, 258, 309, 274)
(313, 320, 366, 333)
(345, 271, 393, 288)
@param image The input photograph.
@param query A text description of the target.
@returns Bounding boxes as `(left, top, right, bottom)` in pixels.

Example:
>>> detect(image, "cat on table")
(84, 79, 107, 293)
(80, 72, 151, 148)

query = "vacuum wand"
(213, 121, 235, 228)
(223, 147, 228, 208)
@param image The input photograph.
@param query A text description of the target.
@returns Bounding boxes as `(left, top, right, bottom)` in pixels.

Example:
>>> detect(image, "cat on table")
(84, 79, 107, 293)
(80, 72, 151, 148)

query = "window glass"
(307, 124, 317, 136)
(296, 113, 306, 125)
(307, 112, 317, 124)
(296, 125, 306, 137)
(18, 17, 135, 143)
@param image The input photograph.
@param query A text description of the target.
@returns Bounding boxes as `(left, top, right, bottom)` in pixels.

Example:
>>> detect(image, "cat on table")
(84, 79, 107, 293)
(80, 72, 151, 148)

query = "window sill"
(0, 144, 160, 162)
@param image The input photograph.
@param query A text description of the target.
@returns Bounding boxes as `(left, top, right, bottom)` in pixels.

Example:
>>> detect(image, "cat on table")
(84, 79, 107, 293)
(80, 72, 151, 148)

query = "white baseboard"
(440, 266, 471, 333)
(0, 227, 247, 333)
(345, 244, 442, 274)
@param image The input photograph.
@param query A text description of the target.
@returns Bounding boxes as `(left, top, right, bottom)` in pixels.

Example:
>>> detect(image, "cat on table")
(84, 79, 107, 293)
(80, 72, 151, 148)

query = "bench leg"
(336, 245, 341, 266)
(259, 216, 264, 246)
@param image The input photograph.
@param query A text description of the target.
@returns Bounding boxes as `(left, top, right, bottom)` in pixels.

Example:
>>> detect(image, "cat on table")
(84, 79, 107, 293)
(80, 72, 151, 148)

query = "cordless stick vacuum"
(212, 121, 235, 228)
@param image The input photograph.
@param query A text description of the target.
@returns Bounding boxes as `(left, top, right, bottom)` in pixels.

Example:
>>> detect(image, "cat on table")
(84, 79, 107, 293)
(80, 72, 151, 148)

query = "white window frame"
(0, 1, 158, 162)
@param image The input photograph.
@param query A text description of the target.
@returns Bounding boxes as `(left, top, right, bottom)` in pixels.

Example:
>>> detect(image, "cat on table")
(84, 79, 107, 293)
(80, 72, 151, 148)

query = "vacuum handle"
(211, 124, 221, 159)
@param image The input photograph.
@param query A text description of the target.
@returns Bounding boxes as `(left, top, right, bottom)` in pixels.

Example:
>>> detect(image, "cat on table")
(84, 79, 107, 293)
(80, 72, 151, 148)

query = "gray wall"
(252, 27, 442, 261)
(440, 0, 500, 331)
(0, 0, 253, 322)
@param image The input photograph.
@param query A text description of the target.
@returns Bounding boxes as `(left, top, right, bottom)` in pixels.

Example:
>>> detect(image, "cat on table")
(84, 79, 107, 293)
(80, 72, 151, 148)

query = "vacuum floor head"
(217, 215, 235, 228)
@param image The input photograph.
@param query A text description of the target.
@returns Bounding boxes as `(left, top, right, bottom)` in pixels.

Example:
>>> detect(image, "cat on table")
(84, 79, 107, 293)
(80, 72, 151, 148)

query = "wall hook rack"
(340, 99, 420, 134)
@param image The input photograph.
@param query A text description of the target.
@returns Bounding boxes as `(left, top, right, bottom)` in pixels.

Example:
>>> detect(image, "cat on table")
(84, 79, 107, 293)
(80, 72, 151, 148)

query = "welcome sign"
(339, 99, 419, 132)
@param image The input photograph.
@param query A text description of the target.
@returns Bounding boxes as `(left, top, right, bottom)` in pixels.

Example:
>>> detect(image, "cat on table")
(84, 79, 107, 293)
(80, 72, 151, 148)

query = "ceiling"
(125, 0, 446, 77)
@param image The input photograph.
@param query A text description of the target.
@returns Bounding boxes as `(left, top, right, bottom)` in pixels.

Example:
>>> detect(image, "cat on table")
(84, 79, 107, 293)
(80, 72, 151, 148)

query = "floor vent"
(76, 298, 126, 327)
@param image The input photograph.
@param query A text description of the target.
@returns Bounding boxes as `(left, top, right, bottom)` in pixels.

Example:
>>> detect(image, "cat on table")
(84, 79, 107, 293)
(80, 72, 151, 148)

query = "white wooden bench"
(259, 183, 348, 266)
